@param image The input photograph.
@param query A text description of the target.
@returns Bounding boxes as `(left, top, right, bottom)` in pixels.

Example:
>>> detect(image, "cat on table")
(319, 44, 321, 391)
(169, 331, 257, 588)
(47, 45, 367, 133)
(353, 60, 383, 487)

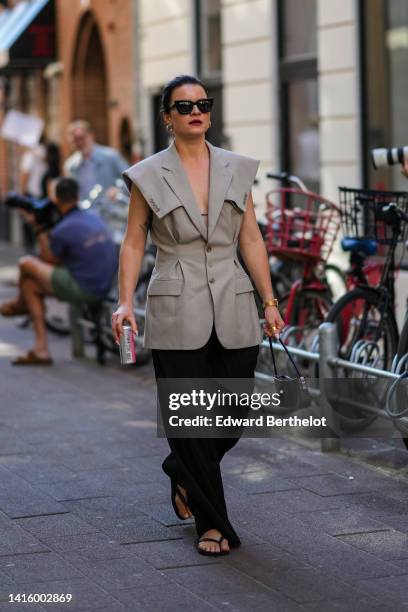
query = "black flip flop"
(171, 480, 191, 520)
(195, 535, 230, 556)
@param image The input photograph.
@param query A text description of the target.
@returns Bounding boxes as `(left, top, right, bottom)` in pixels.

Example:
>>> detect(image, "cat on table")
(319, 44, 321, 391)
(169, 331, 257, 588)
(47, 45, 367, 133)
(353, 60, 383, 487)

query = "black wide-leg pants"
(151, 324, 260, 548)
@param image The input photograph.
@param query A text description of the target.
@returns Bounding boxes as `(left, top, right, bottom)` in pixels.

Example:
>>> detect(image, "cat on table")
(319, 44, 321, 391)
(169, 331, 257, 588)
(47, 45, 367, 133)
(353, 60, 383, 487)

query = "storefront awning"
(0, 0, 50, 68)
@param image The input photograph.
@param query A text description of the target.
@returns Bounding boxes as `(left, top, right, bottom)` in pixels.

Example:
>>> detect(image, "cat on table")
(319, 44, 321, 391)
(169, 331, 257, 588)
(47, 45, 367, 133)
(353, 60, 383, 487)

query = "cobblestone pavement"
(1, 240, 408, 611)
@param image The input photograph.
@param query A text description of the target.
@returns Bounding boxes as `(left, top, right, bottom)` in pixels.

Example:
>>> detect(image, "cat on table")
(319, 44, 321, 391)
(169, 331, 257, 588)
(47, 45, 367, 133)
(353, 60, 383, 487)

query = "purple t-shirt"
(49, 207, 117, 297)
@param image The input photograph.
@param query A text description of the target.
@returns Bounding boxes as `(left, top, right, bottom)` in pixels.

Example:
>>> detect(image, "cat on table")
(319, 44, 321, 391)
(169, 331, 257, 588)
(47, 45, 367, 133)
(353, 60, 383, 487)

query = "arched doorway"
(71, 11, 108, 144)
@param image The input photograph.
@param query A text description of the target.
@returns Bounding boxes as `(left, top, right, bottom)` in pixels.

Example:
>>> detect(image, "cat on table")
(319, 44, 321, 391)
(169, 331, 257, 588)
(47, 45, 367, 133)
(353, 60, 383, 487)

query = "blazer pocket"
(235, 275, 255, 293)
(147, 279, 184, 319)
(147, 279, 184, 295)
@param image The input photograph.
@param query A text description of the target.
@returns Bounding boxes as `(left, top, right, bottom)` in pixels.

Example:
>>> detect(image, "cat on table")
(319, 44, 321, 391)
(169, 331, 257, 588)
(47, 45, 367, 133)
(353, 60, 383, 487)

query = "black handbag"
(268, 336, 311, 411)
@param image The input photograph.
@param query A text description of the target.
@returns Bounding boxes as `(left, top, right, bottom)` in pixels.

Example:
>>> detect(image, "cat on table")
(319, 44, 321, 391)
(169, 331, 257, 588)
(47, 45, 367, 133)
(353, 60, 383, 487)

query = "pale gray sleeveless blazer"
(121, 139, 263, 350)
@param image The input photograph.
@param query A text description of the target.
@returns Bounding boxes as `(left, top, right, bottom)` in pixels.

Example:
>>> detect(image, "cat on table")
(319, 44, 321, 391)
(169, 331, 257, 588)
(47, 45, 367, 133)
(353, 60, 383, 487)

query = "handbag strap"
(268, 335, 278, 377)
(268, 335, 304, 381)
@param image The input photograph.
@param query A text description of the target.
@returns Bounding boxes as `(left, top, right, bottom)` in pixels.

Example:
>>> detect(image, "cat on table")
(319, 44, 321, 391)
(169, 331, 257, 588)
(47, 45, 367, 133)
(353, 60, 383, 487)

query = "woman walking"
(112, 75, 284, 556)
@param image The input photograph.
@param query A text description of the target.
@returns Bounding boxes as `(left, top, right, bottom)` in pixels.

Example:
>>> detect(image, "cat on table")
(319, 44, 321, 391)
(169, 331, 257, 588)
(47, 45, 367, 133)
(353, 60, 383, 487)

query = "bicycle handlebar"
(266, 172, 289, 181)
(266, 172, 308, 192)
(382, 202, 408, 224)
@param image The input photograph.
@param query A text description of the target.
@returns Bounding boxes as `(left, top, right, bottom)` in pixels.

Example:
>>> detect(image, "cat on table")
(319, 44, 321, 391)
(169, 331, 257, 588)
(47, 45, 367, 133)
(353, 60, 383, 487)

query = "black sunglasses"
(168, 98, 214, 115)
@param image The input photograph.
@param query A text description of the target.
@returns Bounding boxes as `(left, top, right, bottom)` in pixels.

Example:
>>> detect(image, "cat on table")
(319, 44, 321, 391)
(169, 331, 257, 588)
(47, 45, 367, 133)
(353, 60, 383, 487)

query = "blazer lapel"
(160, 140, 233, 242)
(161, 141, 208, 240)
(206, 141, 233, 241)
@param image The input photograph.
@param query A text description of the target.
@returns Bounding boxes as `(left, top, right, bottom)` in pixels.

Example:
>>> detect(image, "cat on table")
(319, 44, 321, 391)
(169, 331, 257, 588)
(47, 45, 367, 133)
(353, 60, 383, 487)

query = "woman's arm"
(238, 192, 285, 337)
(111, 182, 152, 342)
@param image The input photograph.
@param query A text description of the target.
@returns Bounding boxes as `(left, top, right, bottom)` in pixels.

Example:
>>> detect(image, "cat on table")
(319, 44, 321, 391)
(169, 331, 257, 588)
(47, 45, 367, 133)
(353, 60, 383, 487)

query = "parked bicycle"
(254, 174, 347, 305)
(325, 186, 408, 432)
(264, 172, 342, 351)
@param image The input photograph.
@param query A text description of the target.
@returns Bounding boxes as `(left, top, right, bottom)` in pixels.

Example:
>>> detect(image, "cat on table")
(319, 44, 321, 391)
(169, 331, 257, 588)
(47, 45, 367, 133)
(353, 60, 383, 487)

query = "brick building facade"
(0, 0, 135, 242)
(56, 0, 135, 161)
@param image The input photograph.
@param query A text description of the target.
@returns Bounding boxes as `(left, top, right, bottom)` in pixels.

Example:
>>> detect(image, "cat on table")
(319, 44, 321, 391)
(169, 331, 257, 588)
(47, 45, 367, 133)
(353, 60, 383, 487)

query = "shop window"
(278, 0, 319, 193)
(194, 0, 224, 147)
(196, 0, 222, 78)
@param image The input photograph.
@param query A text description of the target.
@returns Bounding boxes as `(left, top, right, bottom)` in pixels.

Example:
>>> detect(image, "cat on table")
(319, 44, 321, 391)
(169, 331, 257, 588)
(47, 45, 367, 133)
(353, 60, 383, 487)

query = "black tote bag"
(268, 336, 311, 411)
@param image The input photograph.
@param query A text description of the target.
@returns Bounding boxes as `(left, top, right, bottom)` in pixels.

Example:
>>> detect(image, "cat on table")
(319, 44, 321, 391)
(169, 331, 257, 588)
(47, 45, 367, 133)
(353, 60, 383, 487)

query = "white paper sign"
(0, 110, 44, 147)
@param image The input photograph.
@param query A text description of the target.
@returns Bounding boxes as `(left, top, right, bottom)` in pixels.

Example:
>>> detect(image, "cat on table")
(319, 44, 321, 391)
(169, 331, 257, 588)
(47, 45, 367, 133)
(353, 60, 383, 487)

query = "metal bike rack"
(257, 322, 408, 453)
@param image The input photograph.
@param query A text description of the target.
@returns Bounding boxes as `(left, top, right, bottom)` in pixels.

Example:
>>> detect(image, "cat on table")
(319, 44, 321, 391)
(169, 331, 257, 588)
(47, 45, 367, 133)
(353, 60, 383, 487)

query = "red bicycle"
(264, 173, 341, 352)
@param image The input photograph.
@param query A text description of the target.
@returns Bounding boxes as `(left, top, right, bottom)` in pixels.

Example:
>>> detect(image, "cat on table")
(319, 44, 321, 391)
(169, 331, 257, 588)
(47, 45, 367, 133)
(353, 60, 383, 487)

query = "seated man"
(0, 177, 118, 365)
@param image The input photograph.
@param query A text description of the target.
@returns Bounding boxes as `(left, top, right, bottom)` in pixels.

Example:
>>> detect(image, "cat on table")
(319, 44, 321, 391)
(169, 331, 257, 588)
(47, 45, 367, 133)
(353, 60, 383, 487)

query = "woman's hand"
(263, 305, 285, 339)
(111, 303, 138, 344)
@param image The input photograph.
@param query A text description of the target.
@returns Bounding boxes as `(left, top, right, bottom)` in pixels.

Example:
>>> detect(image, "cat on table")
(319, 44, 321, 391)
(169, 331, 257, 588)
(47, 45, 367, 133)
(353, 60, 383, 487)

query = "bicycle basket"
(338, 187, 408, 246)
(265, 188, 341, 263)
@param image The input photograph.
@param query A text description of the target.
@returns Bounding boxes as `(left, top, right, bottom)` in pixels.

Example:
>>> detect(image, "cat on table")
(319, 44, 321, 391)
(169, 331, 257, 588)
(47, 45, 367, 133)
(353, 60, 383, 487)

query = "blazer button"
(209, 277, 215, 283)
(206, 245, 212, 252)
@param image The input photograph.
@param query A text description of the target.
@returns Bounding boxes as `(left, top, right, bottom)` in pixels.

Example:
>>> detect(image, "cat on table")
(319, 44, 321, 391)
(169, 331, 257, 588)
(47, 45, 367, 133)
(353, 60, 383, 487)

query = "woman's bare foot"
(197, 529, 230, 554)
(175, 485, 193, 519)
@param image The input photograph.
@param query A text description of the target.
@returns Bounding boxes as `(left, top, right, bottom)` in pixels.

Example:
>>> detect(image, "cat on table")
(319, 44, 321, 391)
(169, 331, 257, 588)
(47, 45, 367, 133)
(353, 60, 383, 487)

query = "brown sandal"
(12, 350, 53, 366)
(0, 300, 28, 317)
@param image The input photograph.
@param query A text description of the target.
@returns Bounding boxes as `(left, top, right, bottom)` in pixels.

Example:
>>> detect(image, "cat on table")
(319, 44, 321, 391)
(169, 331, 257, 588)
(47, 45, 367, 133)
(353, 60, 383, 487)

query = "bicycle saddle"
(341, 237, 378, 256)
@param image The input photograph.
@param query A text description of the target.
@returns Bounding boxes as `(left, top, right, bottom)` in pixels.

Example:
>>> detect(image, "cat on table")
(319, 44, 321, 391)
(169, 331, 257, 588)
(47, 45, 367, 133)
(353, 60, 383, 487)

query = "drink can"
(119, 320, 136, 365)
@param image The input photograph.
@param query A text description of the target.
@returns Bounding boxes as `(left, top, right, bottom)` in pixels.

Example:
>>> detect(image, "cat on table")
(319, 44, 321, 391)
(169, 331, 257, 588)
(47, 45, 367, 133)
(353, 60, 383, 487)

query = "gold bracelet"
(263, 298, 279, 309)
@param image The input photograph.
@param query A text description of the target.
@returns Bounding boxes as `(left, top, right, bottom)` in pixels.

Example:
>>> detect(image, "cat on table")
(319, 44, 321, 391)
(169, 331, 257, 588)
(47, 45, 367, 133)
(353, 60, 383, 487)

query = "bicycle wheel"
(281, 289, 332, 351)
(325, 287, 398, 433)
